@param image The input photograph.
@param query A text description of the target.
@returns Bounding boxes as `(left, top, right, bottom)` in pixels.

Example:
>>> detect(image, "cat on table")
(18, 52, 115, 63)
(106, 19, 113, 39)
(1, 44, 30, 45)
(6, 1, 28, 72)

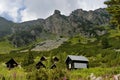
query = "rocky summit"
(0, 8, 110, 47)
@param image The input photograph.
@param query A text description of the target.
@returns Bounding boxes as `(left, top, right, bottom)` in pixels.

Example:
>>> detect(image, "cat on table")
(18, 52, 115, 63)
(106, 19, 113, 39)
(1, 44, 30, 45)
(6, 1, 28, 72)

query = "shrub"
(26, 69, 69, 80)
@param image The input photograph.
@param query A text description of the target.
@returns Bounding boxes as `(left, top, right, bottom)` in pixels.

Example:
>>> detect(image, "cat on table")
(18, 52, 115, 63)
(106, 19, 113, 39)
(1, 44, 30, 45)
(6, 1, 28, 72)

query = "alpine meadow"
(0, 0, 120, 80)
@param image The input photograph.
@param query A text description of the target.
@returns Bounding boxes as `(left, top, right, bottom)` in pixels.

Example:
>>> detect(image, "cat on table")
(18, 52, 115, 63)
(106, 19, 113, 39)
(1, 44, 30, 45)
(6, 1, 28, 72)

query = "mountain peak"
(54, 10, 61, 15)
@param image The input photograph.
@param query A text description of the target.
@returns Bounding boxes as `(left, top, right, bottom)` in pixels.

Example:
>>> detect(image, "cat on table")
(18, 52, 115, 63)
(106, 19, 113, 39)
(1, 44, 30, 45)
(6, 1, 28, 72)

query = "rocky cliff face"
(44, 8, 110, 37)
(0, 8, 110, 47)
(70, 8, 109, 25)
(44, 10, 73, 36)
(67, 8, 110, 36)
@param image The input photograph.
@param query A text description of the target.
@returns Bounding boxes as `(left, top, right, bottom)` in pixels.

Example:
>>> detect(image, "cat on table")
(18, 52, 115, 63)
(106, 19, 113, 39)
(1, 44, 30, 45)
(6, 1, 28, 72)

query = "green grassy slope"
(0, 29, 120, 79)
(0, 29, 120, 66)
(0, 40, 15, 54)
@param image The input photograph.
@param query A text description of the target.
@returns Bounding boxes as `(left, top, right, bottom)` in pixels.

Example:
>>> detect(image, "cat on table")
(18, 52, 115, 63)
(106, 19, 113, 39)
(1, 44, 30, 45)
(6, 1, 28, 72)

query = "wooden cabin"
(40, 56, 47, 61)
(65, 55, 89, 69)
(53, 56, 59, 62)
(50, 64, 57, 69)
(36, 61, 46, 69)
(5, 58, 18, 69)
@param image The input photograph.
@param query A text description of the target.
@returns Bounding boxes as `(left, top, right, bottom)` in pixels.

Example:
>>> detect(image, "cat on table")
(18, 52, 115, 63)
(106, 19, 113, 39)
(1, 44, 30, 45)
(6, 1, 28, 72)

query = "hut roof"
(50, 64, 56, 69)
(5, 58, 18, 65)
(40, 56, 47, 61)
(66, 55, 89, 62)
(36, 61, 46, 68)
(53, 56, 59, 61)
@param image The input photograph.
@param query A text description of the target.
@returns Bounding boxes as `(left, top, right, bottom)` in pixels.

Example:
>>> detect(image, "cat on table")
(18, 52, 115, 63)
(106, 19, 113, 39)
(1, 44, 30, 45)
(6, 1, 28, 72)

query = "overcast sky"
(0, 0, 107, 22)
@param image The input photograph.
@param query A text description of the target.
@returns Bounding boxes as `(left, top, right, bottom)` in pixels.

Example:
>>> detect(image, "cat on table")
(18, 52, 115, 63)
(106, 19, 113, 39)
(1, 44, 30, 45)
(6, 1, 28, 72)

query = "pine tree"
(104, 0, 120, 31)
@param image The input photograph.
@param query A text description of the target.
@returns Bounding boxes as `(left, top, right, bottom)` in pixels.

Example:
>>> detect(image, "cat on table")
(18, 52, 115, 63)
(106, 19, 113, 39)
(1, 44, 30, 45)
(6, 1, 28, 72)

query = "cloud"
(21, 0, 107, 22)
(0, 0, 107, 22)
(0, 0, 25, 22)
(77, 0, 107, 10)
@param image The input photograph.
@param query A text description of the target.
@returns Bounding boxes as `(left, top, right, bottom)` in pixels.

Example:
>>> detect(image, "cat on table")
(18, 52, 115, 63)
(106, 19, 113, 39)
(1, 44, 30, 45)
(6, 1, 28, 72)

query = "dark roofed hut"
(53, 56, 59, 62)
(50, 64, 57, 69)
(36, 61, 46, 69)
(65, 55, 89, 69)
(5, 58, 18, 69)
(40, 56, 47, 61)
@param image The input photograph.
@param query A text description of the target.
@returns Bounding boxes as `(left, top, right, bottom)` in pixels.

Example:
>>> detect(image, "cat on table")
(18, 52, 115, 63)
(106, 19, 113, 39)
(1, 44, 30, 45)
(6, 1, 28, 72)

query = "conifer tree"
(104, 0, 120, 31)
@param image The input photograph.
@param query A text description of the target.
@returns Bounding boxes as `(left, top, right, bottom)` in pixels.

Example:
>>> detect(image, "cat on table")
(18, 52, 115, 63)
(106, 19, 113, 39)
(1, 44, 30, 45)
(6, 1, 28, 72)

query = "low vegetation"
(0, 39, 15, 54)
(0, 28, 120, 79)
(1, 63, 120, 80)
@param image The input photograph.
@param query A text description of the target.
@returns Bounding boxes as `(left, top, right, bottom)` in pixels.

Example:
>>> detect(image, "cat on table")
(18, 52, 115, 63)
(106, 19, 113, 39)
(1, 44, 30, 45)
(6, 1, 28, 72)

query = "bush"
(26, 69, 69, 80)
